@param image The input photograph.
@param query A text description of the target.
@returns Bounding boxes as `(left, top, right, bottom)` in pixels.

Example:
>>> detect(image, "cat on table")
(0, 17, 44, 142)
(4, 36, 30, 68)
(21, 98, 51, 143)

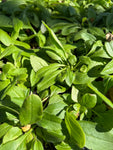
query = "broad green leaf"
(65, 110, 85, 148)
(0, 15, 12, 28)
(74, 71, 95, 85)
(0, 29, 13, 46)
(105, 41, 113, 57)
(88, 27, 105, 38)
(37, 69, 63, 92)
(42, 21, 66, 60)
(37, 112, 62, 131)
(0, 130, 31, 150)
(30, 55, 48, 72)
(7, 86, 29, 107)
(80, 121, 113, 150)
(19, 94, 43, 126)
(37, 112, 65, 143)
(30, 63, 62, 87)
(36, 127, 64, 143)
(91, 47, 110, 58)
(62, 24, 80, 35)
(44, 95, 67, 115)
(0, 123, 12, 138)
(3, 127, 22, 143)
(80, 93, 97, 109)
(65, 68, 75, 86)
(45, 48, 62, 61)
(74, 29, 96, 45)
(101, 59, 113, 75)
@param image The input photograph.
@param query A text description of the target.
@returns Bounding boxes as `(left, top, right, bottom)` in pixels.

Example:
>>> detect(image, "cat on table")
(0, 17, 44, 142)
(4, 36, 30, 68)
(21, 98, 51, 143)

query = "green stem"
(87, 83, 113, 108)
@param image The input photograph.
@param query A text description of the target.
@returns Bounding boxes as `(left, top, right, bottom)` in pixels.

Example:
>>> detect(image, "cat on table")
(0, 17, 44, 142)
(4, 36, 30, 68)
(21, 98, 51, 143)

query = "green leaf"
(30, 63, 62, 87)
(37, 112, 65, 143)
(30, 55, 48, 72)
(0, 45, 18, 60)
(55, 141, 72, 150)
(3, 127, 22, 144)
(42, 21, 66, 60)
(7, 85, 29, 107)
(105, 41, 113, 57)
(0, 79, 10, 92)
(88, 27, 105, 38)
(65, 68, 75, 87)
(0, 15, 12, 28)
(74, 29, 96, 45)
(19, 94, 43, 126)
(80, 93, 97, 109)
(101, 59, 113, 75)
(12, 18, 23, 40)
(37, 69, 63, 92)
(31, 139, 44, 150)
(62, 24, 80, 36)
(80, 121, 113, 150)
(44, 95, 67, 115)
(0, 29, 13, 46)
(65, 110, 85, 148)
(71, 86, 79, 102)
(0, 123, 12, 139)
(0, 130, 31, 150)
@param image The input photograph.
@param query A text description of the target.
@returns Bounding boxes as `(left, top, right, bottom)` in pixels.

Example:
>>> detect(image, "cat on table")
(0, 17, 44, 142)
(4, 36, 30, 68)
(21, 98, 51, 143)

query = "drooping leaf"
(19, 94, 43, 126)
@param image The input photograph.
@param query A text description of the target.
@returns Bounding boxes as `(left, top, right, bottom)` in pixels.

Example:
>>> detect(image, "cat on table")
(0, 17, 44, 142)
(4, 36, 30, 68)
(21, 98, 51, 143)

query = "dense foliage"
(1, 0, 113, 149)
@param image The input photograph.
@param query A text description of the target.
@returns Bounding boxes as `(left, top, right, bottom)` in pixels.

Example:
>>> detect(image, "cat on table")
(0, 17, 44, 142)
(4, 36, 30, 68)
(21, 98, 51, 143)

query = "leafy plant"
(0, 0, 113, 150)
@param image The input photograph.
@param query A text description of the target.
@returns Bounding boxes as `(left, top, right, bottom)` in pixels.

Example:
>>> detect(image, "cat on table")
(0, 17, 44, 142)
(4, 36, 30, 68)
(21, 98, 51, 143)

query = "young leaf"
(30, 55, 48, 72)
(80, 93, 97, 109)
(19, 94, 43, 126)
(65, 110, 85, 148)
